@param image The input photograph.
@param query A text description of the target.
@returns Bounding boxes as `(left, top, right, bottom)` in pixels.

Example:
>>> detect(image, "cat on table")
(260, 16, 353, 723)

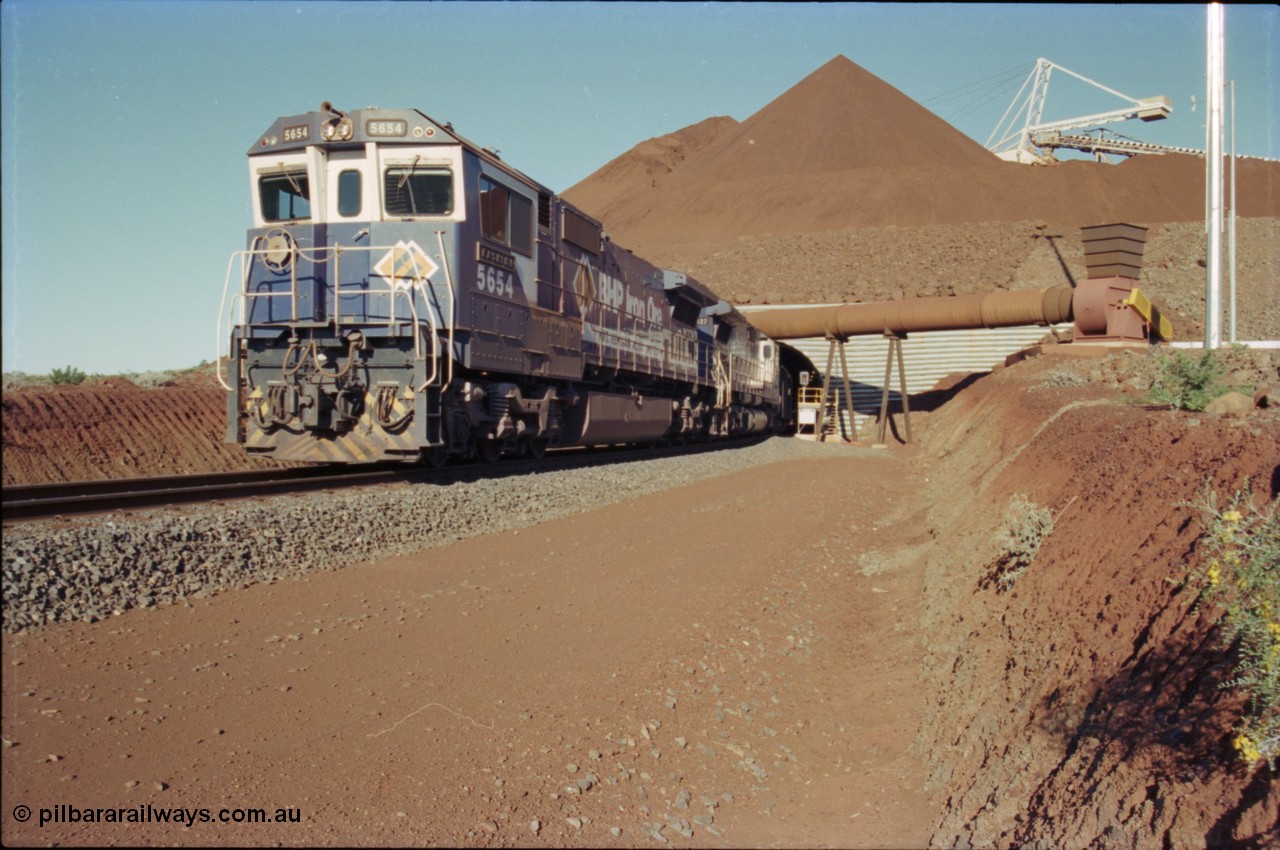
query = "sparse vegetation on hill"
(1147, 348, 1230, 411)
(987, 493, 1056, 590)
(48, 365, 87, 385)
(1189, 486, 1280, 770)
(2, 361, 218, 392)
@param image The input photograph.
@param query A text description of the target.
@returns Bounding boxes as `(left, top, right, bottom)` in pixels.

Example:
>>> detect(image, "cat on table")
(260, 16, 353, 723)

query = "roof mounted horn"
(319, 102, 353, 141)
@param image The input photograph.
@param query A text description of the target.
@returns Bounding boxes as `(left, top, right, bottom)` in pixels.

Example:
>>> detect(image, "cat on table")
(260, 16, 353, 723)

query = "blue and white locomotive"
(219, 103, 790, 465)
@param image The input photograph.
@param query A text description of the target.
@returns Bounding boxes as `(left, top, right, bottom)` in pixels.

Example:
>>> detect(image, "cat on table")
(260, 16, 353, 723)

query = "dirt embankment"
(1, 372, 278, 486)
(906, 354, 1280, 847)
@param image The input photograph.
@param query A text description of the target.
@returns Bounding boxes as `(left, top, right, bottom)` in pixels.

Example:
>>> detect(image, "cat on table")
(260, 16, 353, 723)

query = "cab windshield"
(384, 166, 452, 216)
(259, 170, 311, 222)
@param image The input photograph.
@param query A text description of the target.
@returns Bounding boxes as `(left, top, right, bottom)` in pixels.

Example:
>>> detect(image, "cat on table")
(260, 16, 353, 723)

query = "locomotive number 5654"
(476, 263, 515, 299)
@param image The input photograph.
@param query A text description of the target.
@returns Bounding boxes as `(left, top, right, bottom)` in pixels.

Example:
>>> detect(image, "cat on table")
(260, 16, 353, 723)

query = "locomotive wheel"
(421, 446, 449, 468)
(477, 439, 503, 463)
(524, 439, 547, 460)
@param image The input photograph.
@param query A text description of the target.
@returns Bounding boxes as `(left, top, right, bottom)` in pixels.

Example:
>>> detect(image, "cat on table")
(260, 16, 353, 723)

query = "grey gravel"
(4, 438, 843, 632)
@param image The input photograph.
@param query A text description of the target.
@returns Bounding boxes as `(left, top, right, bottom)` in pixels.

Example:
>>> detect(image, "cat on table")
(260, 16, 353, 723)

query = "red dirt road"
(2, 446, 936, 847)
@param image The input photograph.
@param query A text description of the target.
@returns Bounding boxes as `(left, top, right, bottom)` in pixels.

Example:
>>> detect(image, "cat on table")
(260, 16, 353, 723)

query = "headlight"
(322, 119, 353, 141)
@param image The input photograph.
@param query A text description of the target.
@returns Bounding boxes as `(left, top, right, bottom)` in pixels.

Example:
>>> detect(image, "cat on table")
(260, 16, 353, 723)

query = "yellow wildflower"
(1233, 733, 1262, 764)
(1207, 564, 1221, 586)
(1223, 509, 1242, 524)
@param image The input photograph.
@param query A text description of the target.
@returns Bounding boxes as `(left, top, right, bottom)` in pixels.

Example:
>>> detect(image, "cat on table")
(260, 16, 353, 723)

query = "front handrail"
(431, 229, 457, 391)
(216, 242, 451, 393)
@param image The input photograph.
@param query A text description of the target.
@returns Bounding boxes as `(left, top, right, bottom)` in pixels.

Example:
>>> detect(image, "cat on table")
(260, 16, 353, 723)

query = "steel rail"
(2, 437, 767, 523)
(2, 465, 392, 522)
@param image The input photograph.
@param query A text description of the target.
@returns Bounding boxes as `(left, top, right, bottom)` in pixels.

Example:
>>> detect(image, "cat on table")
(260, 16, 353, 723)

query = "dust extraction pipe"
(744, 287, 1075, 340)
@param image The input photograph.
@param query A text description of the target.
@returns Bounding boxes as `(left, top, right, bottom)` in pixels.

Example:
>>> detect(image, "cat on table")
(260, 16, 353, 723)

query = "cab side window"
(480, 175, 533, 255)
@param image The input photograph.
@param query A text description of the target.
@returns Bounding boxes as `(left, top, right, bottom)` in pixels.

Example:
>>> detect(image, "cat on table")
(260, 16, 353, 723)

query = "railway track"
(1, 465, 394, 522)
(1, 438, 765, 523)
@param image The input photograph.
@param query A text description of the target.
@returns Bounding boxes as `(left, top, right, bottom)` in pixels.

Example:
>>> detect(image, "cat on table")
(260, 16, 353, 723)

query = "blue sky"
(3, 1, 1276, 375)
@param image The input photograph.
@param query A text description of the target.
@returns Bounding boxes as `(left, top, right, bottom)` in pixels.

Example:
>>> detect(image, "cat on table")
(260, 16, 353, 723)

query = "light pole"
(1205, 4, 1224, 350)
(1228, 79, 1237, 344)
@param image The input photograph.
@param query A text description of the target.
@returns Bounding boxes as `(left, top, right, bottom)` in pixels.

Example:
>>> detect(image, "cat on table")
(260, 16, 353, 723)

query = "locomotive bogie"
(220, 104, 790, 465)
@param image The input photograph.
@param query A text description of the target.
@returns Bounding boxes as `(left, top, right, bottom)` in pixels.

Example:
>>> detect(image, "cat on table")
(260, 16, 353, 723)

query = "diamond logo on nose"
(374, 240, 438, 290)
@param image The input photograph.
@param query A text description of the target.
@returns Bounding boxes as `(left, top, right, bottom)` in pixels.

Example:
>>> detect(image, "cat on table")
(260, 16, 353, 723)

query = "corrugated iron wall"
(741, 305, 1069, 438)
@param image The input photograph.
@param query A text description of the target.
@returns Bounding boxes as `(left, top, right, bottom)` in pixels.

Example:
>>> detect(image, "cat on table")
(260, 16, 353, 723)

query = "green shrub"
(1188, 485, 1280, 769)
(1146, 349, 1225, 412)
(49, 365, 87, 385)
